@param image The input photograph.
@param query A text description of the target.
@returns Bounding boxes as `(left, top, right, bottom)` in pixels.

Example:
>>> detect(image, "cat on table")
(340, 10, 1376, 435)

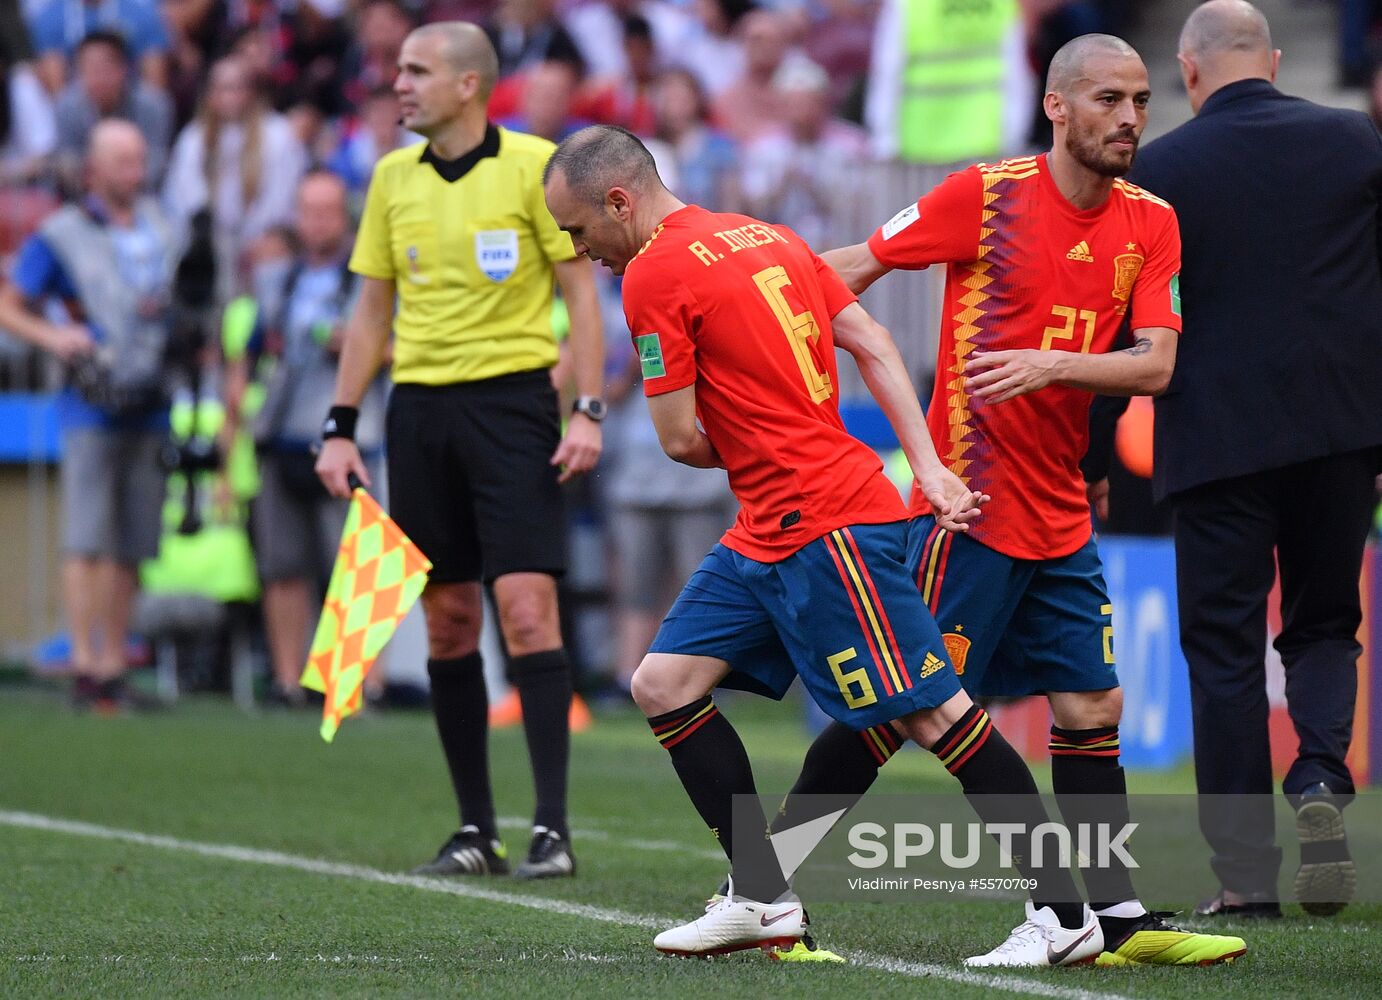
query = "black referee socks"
(427, 654, 497, 839)
(508, 649, 573, 838)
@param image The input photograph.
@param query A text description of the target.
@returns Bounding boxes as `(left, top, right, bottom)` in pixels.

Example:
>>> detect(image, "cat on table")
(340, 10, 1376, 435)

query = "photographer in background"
(0, 119, 178, 714)
(224, 169, 388, 707)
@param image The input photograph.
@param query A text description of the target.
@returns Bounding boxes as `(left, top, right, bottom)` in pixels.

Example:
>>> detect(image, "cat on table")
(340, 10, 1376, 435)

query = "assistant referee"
(317, 21, 604, 880)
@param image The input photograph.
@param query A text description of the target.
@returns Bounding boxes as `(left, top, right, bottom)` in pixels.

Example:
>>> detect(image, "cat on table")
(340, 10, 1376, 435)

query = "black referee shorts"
(386, 370, 567, 584)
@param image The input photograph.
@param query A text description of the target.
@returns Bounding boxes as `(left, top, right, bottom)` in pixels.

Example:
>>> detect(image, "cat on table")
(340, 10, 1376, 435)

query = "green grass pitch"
(2, 687, 1377, 998)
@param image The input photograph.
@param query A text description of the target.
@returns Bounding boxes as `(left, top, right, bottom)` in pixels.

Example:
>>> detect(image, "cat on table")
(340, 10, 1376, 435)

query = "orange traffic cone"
(488, 689, 593, 733)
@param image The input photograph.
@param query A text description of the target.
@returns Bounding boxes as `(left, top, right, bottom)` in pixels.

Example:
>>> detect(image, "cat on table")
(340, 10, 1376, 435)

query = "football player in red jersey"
(544, 124, 1108, 964)
(776, 34, 1245, 967)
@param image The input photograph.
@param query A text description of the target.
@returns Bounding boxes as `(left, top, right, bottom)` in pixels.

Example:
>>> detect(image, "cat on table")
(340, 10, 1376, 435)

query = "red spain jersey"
(623, 205, 909, 562)
(867, 154, 1183, 560)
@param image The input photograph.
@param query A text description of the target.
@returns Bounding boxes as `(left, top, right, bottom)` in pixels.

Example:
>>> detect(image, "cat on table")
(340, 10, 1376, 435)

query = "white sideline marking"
(1, 810, 1138, 1000)
(497, 816, 725, 861)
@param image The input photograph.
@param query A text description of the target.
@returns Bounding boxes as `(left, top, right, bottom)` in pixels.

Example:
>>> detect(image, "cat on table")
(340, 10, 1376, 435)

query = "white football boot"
(964, 901, 1103, 967)
(654, 877, 805, 957)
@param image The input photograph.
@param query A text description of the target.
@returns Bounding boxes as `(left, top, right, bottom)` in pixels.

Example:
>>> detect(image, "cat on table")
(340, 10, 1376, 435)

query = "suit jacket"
(1126, 79, 1382, 500)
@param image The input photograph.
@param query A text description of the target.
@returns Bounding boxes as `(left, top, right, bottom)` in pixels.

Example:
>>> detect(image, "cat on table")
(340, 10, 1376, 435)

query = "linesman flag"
(301, 485, 431, 741)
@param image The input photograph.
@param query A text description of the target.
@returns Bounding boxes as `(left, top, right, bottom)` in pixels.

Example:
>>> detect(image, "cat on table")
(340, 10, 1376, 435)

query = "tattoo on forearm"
(1123, 337, 1153, 357)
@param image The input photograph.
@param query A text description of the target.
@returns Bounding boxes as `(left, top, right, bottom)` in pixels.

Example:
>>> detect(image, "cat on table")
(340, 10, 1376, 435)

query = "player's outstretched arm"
(964, 326, 1177, 403)
(820, 242, 892, 295)
(550, 257, 604, 483)
(317, 275, 394, 497)
(832, 302, 987, 532)
(646, 384, 723, 469)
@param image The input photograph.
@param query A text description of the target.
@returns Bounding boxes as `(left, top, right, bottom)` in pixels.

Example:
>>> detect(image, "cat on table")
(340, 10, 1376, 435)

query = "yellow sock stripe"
(920, 527, 947, 604)
(939, 711, 991, 769)
(867, 727, 894, 762)
(655, 702, 716, 743)
(830, 530, 905, 696)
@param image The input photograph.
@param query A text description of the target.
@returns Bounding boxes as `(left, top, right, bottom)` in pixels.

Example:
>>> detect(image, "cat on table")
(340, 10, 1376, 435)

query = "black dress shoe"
(1294, 783, 1355, 917)
(1194, 889, 1282, 919)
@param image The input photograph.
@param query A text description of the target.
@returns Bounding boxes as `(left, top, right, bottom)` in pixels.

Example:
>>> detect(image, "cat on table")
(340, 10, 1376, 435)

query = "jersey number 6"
(753, 265, 833, 404)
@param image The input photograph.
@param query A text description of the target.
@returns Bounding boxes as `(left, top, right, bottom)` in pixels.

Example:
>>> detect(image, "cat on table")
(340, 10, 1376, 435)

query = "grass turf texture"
(2, 688, 1378, 998)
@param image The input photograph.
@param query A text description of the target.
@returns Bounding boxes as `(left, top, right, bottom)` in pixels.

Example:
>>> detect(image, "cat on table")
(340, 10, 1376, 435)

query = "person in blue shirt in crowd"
(27, 0, 170, 94)
(0, 118, 178, 712)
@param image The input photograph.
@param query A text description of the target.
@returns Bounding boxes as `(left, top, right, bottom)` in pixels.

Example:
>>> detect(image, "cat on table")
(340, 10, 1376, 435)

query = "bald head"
(1176, 0, 1276, 113)
(544, 125, 663, 207)
(410, 21, 499, 96)
(87, 118, 147, 206)
(1180, 0, 1272, 58)
(1047, 33, 1141, 95)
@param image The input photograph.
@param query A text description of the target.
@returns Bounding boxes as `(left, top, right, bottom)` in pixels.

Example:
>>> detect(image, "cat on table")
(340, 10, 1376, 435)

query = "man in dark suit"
(1093, 0, 1382, 919)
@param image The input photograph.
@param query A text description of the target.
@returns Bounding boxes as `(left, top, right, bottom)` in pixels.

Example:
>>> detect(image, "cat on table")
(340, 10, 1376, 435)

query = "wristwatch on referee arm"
(571, 396, 606, 422)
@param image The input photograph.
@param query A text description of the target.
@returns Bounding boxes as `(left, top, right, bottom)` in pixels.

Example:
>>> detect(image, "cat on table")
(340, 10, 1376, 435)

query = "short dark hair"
(622, 13, 653, 44)
(544, 124, 662, 206)
(76, 29, 130, 64)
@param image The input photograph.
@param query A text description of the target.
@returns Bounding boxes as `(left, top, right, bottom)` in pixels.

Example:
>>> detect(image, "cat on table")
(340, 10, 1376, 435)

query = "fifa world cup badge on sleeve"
(882, 203, 920, 241)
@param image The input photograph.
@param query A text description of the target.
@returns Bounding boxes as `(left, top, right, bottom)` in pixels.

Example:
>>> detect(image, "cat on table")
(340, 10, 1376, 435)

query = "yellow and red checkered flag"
(301, 486, 431, 741)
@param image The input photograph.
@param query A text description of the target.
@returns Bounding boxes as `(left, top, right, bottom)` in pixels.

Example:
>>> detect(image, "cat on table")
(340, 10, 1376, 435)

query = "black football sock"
(931, 705, 1087, 929)
(1050, 724, 1143, 914)
(771, 720, 899, 837)
(427, 654, 497, 839)
(648, 696, 788, 902)
(508, 649, 572, 838)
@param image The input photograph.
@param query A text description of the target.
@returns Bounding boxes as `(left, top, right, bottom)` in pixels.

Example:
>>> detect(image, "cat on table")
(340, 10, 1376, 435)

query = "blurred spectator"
(0, 48, 57, 185)
(163, 55, 307, 302)
(267, 0, 352, 117)
(26, 0, 170, 94)
(564, 0, 695, 82)
(340, 0, 415, 109)
(797, 0, 875, 111)
(740, 59, 867, 249)
(651, 67, 739, 210)
(224, 170, 388, 707)
(712, 9, 819, 142)
(574, 13, 658, 135)
(160, 0, 231, 129)
(0, 0, 34, 64)
(680, 0, 755, 96)
(0, 120, 175, 713)
(486, 0, 584, 77)
(500, 59, 593, 142)
(865, 0, 1032, 162)
(55, 31, 175, 191)
(328, 86, 415, 200)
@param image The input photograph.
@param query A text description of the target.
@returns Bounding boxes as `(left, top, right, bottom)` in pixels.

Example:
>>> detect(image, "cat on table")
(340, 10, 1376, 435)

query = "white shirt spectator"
(1, 64, 57, 181)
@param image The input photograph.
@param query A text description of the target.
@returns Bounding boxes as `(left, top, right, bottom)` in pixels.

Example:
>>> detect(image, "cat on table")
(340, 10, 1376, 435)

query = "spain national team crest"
(475, 229, 519, 282)
(942, 632, 970, 676)
(1112, 249, 1144, 303)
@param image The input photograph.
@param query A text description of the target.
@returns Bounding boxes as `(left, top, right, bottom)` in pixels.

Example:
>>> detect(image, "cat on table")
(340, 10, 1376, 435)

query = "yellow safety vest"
(899, 0, 1015, 164)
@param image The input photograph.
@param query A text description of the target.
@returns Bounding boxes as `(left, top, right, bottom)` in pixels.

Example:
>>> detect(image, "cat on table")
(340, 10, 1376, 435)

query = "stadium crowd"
(0, 0, 1376, 709)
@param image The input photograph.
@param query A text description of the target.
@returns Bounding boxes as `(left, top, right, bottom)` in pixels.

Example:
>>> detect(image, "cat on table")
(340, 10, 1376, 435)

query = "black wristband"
(322, 405, 359, 442)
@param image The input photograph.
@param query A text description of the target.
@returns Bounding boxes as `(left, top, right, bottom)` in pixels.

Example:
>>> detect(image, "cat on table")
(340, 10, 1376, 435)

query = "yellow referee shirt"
(349, 125, 577, 385)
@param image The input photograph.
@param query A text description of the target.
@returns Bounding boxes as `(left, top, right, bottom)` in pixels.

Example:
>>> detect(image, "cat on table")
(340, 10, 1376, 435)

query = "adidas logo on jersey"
(1066, 241, 1095, 262)
(919, 652, 946, 679)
